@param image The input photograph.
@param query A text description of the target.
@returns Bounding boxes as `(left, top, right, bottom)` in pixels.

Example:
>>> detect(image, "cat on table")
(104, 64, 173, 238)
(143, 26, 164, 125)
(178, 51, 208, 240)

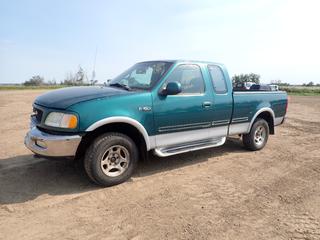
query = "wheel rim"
(254, 125, 266, 146)
(100, 145, 130, 177)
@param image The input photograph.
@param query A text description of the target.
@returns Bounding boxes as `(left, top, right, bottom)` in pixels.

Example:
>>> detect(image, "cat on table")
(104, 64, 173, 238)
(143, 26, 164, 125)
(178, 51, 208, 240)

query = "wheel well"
(255, 111, 274, 134)
(75, 122, 147, 161)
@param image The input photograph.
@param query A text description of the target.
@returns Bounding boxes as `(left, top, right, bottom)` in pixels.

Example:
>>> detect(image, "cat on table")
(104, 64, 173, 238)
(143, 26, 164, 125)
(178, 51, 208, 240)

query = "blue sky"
(1, 0, 319, 84)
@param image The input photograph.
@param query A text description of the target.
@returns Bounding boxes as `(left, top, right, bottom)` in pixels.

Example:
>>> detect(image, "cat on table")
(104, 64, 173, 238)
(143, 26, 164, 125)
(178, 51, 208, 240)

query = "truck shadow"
(137, 138, 246, 177)
(0, 138, 246, 205)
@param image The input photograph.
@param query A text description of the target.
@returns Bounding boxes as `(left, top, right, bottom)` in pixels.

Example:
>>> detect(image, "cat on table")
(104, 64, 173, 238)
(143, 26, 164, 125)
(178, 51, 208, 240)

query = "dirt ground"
(0, 90, 319, 240)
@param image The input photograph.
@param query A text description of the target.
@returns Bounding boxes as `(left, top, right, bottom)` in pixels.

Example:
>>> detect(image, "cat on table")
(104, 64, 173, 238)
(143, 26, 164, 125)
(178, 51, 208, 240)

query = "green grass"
(0, 85, 69, 90)
(287, 92, 320, 96)
(280, 86, 320, 96)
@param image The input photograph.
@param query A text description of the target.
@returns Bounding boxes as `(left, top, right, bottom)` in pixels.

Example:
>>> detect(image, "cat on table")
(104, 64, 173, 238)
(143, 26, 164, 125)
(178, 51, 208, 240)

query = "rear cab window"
(207, 65, 228, 94)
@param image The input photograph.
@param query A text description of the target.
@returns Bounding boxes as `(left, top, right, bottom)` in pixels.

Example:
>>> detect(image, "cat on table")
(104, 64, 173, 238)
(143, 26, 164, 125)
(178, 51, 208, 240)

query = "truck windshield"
(109, 61, 172, 90)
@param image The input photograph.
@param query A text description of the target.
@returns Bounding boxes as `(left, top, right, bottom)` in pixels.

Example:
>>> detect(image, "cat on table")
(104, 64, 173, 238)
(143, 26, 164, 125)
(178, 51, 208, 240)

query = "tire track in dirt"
(279, 211, 320, 240)
(249, 157, 320, 240)
(285, 118, 320, 134)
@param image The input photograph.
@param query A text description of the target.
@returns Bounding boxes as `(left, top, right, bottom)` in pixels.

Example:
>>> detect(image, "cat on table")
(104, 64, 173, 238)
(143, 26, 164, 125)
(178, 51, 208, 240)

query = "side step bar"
(154, 137, 226, 157)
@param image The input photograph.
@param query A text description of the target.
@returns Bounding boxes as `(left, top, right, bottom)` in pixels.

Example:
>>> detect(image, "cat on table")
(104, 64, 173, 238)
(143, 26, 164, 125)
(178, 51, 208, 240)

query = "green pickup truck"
(25, 60, 288, 186)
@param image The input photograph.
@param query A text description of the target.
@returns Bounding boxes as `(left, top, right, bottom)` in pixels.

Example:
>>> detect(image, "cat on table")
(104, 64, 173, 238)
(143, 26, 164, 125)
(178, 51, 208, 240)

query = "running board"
(154, 137, 226, 157)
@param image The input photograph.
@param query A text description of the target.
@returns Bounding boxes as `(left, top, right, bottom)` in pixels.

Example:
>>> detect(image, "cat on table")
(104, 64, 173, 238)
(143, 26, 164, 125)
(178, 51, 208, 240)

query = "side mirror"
(161, 81, 182, 96)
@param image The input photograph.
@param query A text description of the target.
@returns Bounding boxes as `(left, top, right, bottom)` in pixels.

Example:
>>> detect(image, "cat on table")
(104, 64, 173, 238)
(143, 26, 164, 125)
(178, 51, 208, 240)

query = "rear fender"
(248, 107, 275, 133)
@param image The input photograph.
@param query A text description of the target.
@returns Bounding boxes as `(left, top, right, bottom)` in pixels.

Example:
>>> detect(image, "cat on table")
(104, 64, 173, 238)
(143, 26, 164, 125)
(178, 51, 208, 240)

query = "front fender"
(85, 116, 155, 150)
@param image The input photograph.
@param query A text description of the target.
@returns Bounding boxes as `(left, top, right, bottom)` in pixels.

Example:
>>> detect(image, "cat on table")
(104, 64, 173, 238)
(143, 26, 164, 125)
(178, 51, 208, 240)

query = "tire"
(84, 132, 139, 187)
(243, 118, 269, 151)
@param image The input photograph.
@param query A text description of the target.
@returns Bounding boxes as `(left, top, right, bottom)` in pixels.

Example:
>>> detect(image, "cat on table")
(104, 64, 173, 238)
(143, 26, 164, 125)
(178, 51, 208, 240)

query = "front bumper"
(24, 127, 82, 157)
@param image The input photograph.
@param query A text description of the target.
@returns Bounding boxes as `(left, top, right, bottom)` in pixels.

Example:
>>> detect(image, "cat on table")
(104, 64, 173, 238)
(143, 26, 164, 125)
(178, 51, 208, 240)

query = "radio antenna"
(91, 46, 98, 84)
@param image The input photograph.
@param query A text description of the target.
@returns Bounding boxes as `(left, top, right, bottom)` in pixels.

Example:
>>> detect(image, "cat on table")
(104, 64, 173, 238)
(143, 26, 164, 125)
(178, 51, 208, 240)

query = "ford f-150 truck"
(25, 60, 288, 186)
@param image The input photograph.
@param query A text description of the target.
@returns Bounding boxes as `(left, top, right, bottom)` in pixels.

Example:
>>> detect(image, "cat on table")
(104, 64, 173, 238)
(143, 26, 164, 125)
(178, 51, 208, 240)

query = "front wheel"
(243, 118, 269, 151)
(84, 132, 139, 187)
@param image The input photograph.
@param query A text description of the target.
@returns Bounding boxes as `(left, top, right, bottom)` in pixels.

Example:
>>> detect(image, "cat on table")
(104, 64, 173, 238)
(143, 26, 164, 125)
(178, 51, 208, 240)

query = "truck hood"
(35, 86, 132, 109)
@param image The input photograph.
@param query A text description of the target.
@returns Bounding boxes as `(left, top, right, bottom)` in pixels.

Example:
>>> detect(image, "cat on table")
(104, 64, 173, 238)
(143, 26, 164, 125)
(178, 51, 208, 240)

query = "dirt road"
(0, 90, 319, 240)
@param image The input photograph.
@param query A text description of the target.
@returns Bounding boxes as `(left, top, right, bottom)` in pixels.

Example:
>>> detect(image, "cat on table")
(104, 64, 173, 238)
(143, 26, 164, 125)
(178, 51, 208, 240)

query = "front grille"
(33, 107, 43, 123)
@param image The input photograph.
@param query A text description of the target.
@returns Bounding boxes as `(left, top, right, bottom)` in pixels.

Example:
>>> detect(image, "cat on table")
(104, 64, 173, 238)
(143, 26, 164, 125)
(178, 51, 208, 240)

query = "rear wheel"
(84, 132, 138, 187)
(243, 118, 269, 151)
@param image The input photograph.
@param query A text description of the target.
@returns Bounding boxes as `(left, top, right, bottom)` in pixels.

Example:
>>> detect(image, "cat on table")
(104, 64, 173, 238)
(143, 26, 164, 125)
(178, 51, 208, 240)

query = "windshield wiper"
(109, 83, 131, 91)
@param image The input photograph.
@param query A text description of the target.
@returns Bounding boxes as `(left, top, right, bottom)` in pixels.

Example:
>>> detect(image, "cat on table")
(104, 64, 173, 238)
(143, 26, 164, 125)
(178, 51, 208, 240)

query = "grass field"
(279, 86, 320, 96)
(0, 85, 68, 91)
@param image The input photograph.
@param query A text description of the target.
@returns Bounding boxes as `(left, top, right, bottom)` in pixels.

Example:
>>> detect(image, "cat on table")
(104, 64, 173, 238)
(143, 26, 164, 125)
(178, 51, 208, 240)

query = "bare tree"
(62, 66, 89, 86)
(24, 75, 45, 86)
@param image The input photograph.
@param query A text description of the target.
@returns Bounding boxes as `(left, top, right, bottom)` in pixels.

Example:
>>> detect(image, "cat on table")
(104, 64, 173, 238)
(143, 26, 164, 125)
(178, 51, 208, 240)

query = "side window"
(208, 65, 227, 94)
(165, 64, 205, 94)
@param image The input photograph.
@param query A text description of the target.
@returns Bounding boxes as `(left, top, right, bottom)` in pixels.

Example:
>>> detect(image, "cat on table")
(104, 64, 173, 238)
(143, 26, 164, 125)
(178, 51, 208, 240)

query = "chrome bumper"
(24, 127, 82, 157)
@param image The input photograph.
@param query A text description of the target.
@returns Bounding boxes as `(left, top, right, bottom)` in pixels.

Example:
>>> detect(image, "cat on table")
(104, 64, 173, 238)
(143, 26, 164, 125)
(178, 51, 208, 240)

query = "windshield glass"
(110, 61, 173, 90)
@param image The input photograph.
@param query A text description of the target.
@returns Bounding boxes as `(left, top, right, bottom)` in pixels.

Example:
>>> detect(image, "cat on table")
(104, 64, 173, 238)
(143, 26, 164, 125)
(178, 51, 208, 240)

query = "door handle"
(202, 101, 212, 108)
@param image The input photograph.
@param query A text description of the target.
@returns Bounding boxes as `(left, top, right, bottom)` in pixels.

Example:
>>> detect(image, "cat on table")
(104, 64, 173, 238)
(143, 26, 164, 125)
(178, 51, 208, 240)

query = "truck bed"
(229, 91, 288, 135)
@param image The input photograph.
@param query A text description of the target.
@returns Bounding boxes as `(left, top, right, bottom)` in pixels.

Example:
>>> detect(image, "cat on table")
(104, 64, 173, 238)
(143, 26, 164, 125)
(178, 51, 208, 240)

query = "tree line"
(23, 66, 98, 86)
(23, 69, 319, 87)
(232, 73, 319, 87)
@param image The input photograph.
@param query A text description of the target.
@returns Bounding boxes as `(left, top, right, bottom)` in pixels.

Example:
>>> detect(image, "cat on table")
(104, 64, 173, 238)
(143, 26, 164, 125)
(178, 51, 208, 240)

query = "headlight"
(44, 112, 78, 129)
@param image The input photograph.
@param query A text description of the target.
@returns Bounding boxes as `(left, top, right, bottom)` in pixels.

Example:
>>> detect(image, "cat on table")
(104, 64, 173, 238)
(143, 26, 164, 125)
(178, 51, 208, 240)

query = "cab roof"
(138, 59, 224, 66)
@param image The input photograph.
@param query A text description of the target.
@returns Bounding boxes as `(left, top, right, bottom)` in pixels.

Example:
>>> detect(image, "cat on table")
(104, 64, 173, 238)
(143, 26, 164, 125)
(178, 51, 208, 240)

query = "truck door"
(205, 64, 233, 138)
(152, 64, 214, 147)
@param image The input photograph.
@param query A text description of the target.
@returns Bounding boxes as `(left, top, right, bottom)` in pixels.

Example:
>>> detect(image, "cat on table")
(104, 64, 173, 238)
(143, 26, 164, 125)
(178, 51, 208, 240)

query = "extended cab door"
(205, 64, 233, 138)
(152, 64, 214, 147)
